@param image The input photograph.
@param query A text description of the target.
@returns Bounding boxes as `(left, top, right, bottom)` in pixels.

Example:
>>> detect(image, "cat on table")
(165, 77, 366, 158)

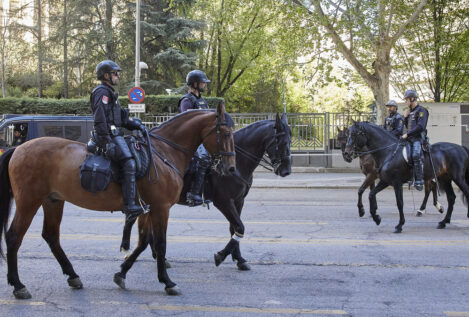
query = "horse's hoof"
(435, 202, 444, 213)
(446, 219, 451, 224)
(358, 207, 365, 218)
(374, 215, 381, 226)
(416, 210, 424, 217)
(67, 277, 83, 289)
(165, 259, 172, 269)
(13, 287, 32, 299)
(237, 262, 251, 271)
(214, 253, 225, 267)
(121, 248, 132, 260)
(165, 285, 181, 296)
(113, 273, 126, 289)
(394, 227, 402, 233)
(437, 222, 446, 229)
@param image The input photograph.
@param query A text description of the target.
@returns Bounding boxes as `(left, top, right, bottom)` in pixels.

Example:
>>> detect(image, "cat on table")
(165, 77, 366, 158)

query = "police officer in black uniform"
(383, 100, 404, 138)
(91, 60, 146, 220)
(402, 89, 429, 191)
(178, 70, 212, 206)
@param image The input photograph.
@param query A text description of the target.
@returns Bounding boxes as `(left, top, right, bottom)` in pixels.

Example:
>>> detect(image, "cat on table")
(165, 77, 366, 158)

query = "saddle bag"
(80, 154, 112, 194)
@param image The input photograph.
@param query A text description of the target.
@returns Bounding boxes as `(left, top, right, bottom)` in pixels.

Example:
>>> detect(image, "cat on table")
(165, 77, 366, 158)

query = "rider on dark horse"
(90, 60, 147, 221)
(383, 100, 404, 138)
(401, 89, 429, 191)
(178, 70, 212, 206)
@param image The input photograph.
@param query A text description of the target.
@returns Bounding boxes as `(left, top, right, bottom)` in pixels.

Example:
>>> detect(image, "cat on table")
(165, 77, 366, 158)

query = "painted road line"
(16, 252, 469, 270)
(80, 218, 327, 225)
(23, 233, 469, 246)
(0, 300, 45, 306)
(445, 312, 469, 317)
(141, 304, 348, 315)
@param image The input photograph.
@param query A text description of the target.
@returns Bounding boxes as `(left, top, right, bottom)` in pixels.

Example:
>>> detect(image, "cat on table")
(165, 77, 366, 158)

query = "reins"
(357, 142, 397, 157)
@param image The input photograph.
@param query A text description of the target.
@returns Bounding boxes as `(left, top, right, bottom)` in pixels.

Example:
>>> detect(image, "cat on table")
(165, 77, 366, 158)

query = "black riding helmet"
(404, 89, 418, 100)
(96, 60, 122, 81)
(385, 100, 398, 109)
(186, 70, 210, 87)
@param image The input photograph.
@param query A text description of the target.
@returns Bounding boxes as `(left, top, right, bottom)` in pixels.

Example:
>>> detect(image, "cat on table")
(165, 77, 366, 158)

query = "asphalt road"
(1, 185, 469, 316)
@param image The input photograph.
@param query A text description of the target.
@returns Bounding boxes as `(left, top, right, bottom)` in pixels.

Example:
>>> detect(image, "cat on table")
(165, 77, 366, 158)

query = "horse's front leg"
(357, 173, 376, 217)
(369, 180, 389, 226)
(417, 180, 432, 217)
(213, 198, 247, 270)
(151, 207, 179, 295)
(393, 184, 405, 233)
(120, 217, 137, 256)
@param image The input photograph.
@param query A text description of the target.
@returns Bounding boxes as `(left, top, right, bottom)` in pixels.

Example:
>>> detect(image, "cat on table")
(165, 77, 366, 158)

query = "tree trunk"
(105, 0, 114, 60)
(63, 0, 68, 98)
(37, 0, 43, 98)
(372, 52, 391, 123)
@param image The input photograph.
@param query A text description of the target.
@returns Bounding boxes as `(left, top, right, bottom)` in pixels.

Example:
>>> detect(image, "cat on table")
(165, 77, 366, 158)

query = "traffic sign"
(128, 87, 145, 104)
(128, 103, 146, 113)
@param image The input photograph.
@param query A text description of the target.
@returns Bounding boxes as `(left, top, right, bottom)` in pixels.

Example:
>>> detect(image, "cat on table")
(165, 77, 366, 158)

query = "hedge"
(0, 95, 225, 115)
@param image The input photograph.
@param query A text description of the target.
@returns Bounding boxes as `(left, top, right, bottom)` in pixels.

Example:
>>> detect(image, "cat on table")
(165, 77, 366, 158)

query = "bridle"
(347, 124, 397, 158)
(236, 125, 290, 173)
(201, 112, 236, 172)
(149, 111, 235, 177)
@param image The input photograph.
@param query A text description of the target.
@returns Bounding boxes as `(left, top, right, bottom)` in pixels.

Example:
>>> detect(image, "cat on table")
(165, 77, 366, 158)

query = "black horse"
(344, 121, 469, 233)
(337, 127, 443, 218)
(120, 113, 292, 270)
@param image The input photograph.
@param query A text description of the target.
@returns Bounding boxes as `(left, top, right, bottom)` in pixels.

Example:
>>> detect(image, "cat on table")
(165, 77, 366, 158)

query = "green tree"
(291, 0, 428, 122)
(392, 0, 469, 102)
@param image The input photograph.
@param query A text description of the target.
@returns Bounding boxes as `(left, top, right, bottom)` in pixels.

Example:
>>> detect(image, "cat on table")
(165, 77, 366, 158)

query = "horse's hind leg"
(393, 184, 405, 233)
(438, 181, 455, 229)
(431, 181, 444, 213)
(41, 199, 82, 289)
(6, 199, 42, 299)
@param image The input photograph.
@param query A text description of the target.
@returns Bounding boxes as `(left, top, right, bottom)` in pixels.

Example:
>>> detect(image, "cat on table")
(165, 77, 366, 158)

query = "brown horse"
(0, 103, 236, 299)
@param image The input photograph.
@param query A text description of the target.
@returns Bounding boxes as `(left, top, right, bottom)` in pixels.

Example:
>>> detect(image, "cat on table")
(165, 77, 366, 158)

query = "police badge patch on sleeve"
(419, 112, 424, 117)
(102, 96, 109, 104)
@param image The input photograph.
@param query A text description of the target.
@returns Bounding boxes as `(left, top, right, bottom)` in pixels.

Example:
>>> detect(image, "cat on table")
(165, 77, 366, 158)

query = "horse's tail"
(462, 146, 469, 206)
(0, 148, 15, 259)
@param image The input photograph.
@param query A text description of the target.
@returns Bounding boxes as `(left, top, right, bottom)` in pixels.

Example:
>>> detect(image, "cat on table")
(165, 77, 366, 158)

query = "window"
(64, 126, 82, 141)
(44, 126, 63, 137)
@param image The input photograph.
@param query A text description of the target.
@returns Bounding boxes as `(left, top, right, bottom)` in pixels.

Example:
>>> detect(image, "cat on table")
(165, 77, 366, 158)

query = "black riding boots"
(187, 160, 211, 207)
(121, 159, 144, 222)
(414, 161, 424, 191)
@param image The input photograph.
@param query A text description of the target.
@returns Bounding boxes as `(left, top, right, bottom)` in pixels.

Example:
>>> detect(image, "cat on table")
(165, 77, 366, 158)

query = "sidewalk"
(252, 170, 365, 189)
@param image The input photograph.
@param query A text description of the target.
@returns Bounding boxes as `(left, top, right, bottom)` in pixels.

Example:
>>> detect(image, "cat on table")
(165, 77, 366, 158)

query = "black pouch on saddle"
(80, 154, 112, 194)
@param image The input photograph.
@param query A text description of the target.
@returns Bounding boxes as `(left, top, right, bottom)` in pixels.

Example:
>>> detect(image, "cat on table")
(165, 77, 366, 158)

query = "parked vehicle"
(0, 114, 94, 155)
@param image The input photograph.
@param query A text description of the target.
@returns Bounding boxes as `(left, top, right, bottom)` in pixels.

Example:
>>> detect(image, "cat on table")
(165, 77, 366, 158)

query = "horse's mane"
(234, 119, 274, 136)
(149, 109, 235, 133)
(357, 121, 398, 141)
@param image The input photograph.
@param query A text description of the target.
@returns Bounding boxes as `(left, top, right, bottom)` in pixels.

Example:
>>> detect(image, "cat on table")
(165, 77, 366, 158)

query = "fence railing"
(143, 112, 374, 152)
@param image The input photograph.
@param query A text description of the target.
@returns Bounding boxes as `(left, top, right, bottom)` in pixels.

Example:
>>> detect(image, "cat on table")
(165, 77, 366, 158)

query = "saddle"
(80, 135, 150, 194)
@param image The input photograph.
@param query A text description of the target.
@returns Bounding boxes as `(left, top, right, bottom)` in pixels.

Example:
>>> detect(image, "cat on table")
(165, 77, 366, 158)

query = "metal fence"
(142, 112, 374, 152)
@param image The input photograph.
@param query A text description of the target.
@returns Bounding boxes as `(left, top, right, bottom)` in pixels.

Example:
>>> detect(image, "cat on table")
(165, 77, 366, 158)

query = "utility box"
(423, 102, 461, 146)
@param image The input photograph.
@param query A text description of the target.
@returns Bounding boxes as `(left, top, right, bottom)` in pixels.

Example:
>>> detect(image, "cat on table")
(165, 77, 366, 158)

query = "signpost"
(128, 86, 146, 113)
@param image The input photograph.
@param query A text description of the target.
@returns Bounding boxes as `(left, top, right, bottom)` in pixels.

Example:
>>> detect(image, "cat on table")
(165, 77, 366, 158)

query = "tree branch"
(390, 0, 427, 45)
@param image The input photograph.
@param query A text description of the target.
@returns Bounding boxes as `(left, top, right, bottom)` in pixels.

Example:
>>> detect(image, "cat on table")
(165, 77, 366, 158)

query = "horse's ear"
(337, 127, 342, 133)
(275, 113, 282, 128)
(217, 100, 226, 121)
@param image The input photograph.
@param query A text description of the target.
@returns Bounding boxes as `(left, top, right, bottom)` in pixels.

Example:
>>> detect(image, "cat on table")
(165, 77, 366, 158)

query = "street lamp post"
(135, 0, 141, 87)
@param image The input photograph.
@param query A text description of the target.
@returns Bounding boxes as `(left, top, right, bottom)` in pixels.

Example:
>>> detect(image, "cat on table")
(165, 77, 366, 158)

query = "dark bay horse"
(337, 127, 443, 217)
(0, 104, 236, 299)
(119, 113, 292, 271)
(344, 121, 469, 233)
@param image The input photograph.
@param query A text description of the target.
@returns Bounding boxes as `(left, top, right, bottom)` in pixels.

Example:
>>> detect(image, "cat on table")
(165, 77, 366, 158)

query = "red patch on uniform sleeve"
(102, 95, 109, 104)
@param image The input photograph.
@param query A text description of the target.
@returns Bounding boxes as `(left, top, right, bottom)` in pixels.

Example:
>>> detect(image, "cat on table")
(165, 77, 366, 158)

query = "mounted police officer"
(178, 70, 212, 206)
(402, 89, 429, 191)
(383, 100, 404, 138)
(90, 60, 146, 220)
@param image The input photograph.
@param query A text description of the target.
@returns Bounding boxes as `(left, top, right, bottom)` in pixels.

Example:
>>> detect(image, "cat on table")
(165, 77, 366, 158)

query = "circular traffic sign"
(128, 87, 145, 104)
